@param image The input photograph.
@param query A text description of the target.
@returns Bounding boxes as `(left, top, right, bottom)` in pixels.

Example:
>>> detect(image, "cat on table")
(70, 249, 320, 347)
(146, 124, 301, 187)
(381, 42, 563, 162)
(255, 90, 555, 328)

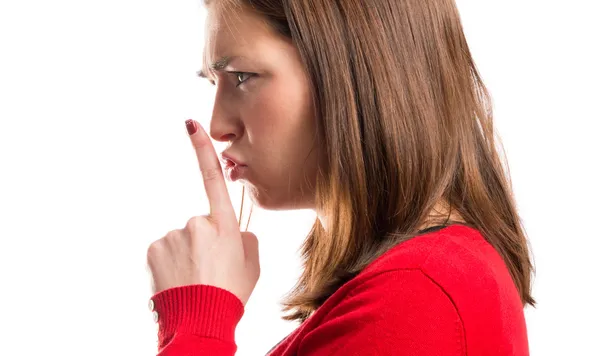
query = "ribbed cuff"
(150, 284, 245, 349)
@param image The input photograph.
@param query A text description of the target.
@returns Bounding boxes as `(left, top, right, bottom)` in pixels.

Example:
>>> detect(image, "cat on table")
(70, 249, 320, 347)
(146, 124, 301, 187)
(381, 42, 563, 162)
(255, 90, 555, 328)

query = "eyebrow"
(197, 56, 237, 79)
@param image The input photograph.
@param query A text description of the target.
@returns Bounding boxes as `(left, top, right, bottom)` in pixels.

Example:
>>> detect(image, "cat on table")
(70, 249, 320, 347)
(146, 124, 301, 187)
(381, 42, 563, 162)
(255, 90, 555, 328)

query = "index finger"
(185, 119, 237, 225)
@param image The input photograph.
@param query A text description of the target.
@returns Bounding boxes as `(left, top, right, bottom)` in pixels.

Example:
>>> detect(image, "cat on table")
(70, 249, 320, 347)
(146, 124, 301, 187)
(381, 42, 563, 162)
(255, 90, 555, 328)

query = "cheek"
(245, 78, 316, 184)
(249, 78, 313, 135)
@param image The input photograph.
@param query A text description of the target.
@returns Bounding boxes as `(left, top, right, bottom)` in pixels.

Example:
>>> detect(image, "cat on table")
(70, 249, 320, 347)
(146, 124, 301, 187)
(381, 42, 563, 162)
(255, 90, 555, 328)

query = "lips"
(220, 152, 246, 168)
(220, 153, 248, 182)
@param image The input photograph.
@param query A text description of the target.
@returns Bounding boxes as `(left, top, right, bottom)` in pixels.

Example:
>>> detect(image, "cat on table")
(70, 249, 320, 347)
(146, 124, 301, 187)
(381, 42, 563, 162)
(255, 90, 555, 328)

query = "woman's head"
(200, 0, 536, 322)
(201, 1, 319, 210)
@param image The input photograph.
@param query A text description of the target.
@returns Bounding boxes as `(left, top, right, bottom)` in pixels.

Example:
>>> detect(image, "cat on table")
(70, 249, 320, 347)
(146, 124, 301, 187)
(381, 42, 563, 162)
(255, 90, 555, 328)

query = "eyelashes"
(231, 71, 255, 87)
(198, 71, 256, 88)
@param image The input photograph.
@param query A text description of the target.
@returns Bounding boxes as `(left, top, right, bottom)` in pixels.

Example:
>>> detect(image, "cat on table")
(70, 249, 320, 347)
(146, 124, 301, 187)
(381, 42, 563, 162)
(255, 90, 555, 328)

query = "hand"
(146, 119, 260, 306)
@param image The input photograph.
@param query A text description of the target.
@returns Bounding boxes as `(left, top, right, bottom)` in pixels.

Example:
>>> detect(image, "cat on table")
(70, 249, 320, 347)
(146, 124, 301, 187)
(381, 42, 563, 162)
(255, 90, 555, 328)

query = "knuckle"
(185, 215, 208, 233)
(185, 216, 198, 232)
(146, 239, 162, 263)
(146, 229, 180, 263)
(164, 230, 179, 241)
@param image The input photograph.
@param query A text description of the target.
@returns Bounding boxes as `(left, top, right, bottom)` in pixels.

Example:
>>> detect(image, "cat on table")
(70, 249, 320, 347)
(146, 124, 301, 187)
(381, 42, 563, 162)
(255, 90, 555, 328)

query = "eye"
(231, 71, 255, 87)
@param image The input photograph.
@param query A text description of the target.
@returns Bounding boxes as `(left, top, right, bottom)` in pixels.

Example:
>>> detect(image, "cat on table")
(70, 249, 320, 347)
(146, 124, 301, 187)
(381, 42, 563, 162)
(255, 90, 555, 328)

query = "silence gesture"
(146, 119, 260, 306)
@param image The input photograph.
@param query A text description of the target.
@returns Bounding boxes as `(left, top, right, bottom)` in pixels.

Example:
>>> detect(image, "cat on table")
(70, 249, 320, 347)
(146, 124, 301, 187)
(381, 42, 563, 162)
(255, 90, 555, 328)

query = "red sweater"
(150, 224, 530, 355)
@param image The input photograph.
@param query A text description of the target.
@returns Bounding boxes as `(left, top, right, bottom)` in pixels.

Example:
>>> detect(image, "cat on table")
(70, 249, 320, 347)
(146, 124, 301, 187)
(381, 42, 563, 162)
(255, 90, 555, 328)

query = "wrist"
(150, 284, 244, 348)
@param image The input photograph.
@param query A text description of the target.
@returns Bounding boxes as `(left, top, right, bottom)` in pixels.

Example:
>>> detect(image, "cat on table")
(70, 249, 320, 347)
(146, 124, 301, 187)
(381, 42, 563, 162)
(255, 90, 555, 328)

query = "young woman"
(146, 0, 535, 355)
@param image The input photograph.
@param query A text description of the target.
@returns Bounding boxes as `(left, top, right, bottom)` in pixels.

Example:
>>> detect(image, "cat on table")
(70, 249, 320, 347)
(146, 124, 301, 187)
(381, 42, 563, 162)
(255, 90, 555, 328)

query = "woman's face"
(202, 4, 319, 211)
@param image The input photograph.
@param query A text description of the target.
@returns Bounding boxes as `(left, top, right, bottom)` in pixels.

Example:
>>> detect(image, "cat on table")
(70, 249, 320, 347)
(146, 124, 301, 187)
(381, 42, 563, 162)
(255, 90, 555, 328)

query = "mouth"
(224, 163, 248, 182)
(220, 153, 246, 167)
(223, 158, 236, 169)
(220, 152, 248, 182)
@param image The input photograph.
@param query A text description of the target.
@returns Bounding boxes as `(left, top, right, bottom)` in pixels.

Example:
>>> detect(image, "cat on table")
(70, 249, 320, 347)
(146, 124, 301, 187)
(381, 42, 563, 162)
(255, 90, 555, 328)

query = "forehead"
(203, 4, 272, 64)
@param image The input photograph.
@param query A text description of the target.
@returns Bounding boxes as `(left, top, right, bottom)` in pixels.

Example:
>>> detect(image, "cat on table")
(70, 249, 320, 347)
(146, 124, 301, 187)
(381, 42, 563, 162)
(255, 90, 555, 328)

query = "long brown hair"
(213, 0, 536, 323)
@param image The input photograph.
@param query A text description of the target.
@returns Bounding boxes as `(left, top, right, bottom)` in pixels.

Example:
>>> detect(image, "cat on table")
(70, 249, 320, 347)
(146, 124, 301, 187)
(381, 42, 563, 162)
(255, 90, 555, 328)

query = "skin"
(147, 5, 465, 304)
(203, 4, 319, 211)
(148, 120, 260, 305)
(148, 4, 318, 305)
(201, 3, 463, 229)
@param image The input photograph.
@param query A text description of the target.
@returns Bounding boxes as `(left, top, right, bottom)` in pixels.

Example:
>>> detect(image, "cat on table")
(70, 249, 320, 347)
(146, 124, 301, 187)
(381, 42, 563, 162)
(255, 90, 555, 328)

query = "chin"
(244, 182, 312, 211)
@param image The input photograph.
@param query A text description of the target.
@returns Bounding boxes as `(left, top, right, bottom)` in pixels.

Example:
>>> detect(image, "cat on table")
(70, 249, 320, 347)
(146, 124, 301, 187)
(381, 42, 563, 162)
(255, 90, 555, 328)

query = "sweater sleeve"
(150, 284, 245, 356)
(297, 269, 466, 356)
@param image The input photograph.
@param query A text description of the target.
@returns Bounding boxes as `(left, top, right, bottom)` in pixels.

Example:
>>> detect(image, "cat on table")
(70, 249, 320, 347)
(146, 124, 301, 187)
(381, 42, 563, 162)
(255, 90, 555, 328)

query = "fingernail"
(185, 119, 198, 135)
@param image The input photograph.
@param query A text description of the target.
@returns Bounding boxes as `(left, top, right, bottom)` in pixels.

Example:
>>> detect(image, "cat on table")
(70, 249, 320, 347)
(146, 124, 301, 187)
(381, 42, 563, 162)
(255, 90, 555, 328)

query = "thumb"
(240, 231, 260, 273)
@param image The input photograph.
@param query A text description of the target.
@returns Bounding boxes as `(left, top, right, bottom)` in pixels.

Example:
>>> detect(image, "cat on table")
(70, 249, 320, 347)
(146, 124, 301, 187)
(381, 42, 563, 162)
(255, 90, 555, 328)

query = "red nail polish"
(185, 119, 198, 135)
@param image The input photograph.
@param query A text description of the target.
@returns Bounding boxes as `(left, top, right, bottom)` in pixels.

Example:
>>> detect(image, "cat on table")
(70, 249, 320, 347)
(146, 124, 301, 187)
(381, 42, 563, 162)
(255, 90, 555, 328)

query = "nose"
(209, 95, 242, 143)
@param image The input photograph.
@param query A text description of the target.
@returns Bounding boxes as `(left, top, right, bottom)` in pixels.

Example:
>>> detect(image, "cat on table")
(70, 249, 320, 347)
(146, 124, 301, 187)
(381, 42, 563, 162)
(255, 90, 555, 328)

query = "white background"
(0, 0, 598, 355)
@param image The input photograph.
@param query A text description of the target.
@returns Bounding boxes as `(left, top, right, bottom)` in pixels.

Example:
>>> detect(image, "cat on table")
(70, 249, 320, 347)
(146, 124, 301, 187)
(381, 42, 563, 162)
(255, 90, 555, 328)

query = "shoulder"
(302, 268, 466, 355)
(322, 268, 462, 324)
(361, 225, 486, 269)
(333, 224, 526, 354)
(354, 224, 516, 312)
(321, 225, 502, 308)
(337, 224, 517, 326)
(359, 224, 505, 291)
(301, 225, 526, 355)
